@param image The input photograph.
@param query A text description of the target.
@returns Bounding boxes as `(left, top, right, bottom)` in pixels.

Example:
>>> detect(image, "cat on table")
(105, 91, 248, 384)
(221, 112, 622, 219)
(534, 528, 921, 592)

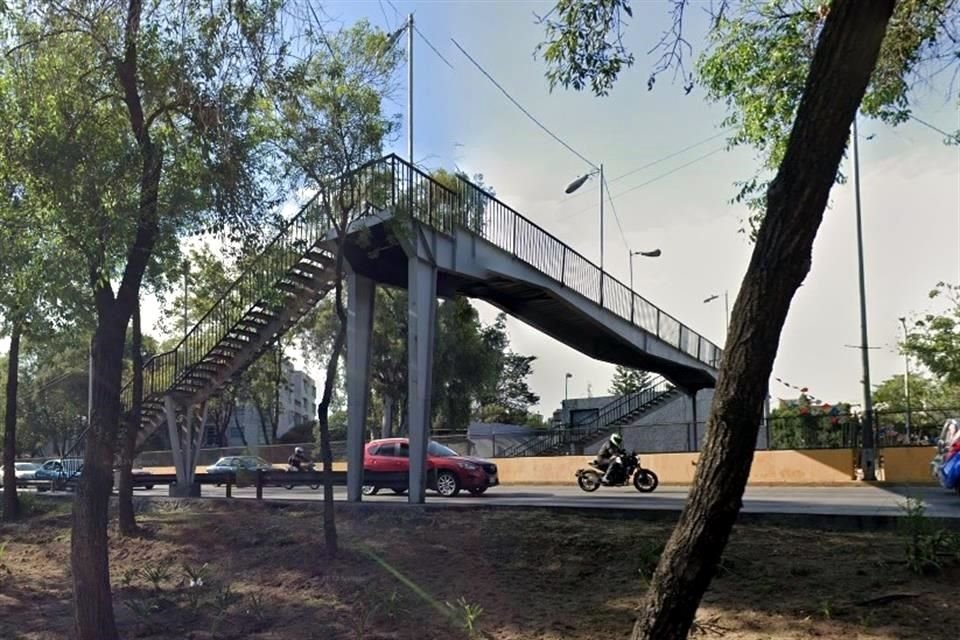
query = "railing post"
(560, 247, 566, 288)
(599, 271, 604, 307)
(656, 312, 661, 339)
(256, 470, 263, 500)
(226, 480, 232, 498)
(512, 215, 518, 256)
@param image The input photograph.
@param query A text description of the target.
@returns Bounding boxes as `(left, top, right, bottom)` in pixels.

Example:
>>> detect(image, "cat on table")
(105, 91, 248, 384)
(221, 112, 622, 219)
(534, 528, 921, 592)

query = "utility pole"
(407, 13, 413, 165)
(599, 162, 604, 306)
(853, 116, 876, 481)
(899, 316, 912, 440)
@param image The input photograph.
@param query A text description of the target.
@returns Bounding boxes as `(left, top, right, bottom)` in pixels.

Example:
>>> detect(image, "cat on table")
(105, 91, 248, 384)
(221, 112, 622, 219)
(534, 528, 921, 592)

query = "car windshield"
(213, 458, 232, 466)
(427, 442, 459, 457)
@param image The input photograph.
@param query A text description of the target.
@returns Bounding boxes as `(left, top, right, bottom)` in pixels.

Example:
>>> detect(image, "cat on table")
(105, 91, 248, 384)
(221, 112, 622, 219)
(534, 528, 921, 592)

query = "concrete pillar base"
(168, 482, 201, 498)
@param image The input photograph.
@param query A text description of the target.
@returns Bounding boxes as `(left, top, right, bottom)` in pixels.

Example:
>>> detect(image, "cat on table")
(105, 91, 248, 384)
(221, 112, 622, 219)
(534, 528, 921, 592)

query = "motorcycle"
(284, 462, 321, 490)
(575, 451, 659, 493)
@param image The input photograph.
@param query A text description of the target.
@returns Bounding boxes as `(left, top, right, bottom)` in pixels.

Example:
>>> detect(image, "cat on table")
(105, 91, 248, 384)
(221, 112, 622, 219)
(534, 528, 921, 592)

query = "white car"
(0, 462, 41, 486)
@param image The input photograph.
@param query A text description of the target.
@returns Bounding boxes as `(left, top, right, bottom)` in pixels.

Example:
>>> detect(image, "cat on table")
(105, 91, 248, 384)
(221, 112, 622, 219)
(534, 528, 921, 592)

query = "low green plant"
(140, 565, 171, 591)
(246, 592, 268, 625)
(182, 562, 209, 588)
(899, 497, 959, 575)
(446, 596, 484, 637)
(636, 540, 665, 582)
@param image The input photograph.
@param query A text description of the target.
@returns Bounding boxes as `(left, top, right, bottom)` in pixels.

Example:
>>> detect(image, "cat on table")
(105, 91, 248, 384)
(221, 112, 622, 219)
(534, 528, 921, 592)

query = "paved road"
(131, 483, 960, 519)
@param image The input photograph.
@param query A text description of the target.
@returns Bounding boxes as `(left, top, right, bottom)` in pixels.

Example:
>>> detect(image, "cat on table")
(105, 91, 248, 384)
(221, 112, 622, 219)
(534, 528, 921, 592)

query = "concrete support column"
(164, 396, 186, 484)
(346, 272, 376, 502)
(165, 396, 202, 497)
(407, 254, 437, 504)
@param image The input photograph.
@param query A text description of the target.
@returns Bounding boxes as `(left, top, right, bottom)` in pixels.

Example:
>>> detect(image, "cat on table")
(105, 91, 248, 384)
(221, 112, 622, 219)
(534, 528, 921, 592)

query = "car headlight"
(457, 462, 479, 471)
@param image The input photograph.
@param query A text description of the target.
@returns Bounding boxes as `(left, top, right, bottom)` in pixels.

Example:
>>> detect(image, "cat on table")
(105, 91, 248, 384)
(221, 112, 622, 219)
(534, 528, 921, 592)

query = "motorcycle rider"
(595, 433, 627, 484)
(287, 446, 310, 471)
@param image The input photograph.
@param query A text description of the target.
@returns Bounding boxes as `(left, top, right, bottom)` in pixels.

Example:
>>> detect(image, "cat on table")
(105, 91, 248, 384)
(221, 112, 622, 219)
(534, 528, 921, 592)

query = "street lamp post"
(565, 164, 605, 305)
(703, 291, 730, 336)
(899, 316, 912, 440)
(564, 372, 573, 402)
(853, 115, 876, 481)
(629, 249, 662, 322)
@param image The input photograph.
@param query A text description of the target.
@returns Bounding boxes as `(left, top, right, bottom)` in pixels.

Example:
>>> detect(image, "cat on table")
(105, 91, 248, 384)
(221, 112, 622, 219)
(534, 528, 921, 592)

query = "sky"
(151, 0, 960, 420)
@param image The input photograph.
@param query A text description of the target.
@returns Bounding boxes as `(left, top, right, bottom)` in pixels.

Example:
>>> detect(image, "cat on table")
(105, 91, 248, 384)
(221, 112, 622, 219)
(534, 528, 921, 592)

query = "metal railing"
(501, 375, 677, 457)
(402, 157, 723, 370)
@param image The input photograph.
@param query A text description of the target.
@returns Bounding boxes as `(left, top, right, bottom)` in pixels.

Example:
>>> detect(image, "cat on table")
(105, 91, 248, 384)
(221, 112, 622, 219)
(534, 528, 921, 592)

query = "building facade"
(228, 362, 317, 446)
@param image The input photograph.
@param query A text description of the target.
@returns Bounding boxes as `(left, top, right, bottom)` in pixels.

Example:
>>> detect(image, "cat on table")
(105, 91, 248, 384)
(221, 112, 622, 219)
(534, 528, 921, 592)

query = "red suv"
(362, 438, 498, 497)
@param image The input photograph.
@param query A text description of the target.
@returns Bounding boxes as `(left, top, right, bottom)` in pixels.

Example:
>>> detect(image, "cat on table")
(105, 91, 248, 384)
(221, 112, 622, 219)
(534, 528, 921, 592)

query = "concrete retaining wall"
(142, 447, 936, 486)
(493, 448, 858, 485)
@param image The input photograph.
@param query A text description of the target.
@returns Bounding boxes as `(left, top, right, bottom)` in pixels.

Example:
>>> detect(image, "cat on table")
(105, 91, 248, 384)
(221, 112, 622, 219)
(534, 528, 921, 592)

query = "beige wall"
(493, 449, 858, 485)
(881, 446, 936, 484)
(142, 448, 936, 486)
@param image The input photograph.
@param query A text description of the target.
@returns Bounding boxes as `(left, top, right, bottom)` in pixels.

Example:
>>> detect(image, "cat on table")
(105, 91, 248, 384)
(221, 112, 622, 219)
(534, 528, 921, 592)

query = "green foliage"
(269, 19, 401, 222)
(608, 366, 651, 395)
(903, 283, 960, 386)
(768, 395, 854, 449)
(899, 497, 960, 575)
(698, 0, 960, 233)
(536, 0, 959, 235)
(536, 0, 636, 96)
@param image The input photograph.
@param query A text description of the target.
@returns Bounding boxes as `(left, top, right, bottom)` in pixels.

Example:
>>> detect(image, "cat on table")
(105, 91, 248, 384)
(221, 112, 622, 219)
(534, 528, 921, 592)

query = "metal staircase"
(116, 165, 390, 443)
(501, 376, 678, 457)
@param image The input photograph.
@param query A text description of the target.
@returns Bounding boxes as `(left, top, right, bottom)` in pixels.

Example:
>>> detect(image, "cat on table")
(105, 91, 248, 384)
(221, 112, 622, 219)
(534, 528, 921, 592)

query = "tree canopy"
(608, 366, 653, 395)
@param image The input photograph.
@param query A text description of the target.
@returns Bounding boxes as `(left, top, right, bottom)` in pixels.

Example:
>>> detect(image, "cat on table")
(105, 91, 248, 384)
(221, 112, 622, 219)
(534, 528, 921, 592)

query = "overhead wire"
(415, 25, 455, 70)
(377, 0, 393, 30)
(909, 113, 958, 139)
(560, 129, 731, 205)
(556, 146, 726, 223)
(450, 37, 597, 170)
(603, 174, 631, 252)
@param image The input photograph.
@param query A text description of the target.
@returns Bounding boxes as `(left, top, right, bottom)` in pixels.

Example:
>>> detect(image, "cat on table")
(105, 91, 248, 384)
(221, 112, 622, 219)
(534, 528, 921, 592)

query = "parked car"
(205, 456, 273, 475)
(362, 438, 498, 498)
(0, 462, 40, 486)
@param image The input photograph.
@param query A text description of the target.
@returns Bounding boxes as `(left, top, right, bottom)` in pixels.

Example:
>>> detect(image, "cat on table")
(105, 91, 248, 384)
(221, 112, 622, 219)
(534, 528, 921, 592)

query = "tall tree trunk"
(72, 4, 161, 635)
(72, 312, 127, 640)
(317, 325, 345, 559)
(2, 320, 23, 521)
(381, 396, 393, 439)
(631, 3, 895, 638)
(118, 301, 143, 536)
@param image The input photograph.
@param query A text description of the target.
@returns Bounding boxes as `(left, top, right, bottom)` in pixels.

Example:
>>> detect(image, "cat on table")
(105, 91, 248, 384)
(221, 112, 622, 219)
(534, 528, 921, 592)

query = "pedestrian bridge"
(117, 155, 721, 503)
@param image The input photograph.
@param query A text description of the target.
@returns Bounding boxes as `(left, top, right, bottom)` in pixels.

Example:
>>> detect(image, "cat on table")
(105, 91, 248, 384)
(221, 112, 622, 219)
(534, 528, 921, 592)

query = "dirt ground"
(0, 496, 955, 640)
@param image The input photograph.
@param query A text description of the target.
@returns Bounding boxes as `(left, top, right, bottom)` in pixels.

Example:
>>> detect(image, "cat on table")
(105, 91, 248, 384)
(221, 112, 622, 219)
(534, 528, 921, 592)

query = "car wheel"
(391, 488, 407, 495)
(145, 485, 154, 490)
(468, 487, 488, 496)
(435, 471, 460, 498)
(362, 485, 379, 496)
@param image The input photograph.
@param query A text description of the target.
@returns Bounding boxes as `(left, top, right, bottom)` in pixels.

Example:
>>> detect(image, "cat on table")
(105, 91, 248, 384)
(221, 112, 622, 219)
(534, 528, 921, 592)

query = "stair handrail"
(500, 375, 674, 457)
(119, 155, 397, 411)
